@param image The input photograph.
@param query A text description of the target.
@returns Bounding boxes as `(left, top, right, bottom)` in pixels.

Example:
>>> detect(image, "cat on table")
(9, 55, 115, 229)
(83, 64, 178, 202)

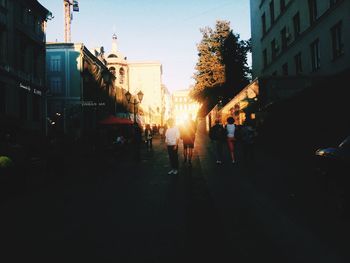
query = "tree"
(191, 20, 251, 116)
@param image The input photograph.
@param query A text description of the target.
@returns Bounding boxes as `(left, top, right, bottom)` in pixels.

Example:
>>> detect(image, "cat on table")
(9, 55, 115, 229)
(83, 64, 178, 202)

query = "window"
(331, 21, 343, 59)
(32, 96, 40, 122)
(269, 0, 275, 24)
(281, 27, 288, 51)
(282, 63, 288, 76)
(280, 0, 286, 13)
(294, 52, 303, 74)
(27, 11, 35, 30)
(262, 13, 267, 35)
(310, 39, 320, 71)
(35, 18, 41, 34)
(263, 49, 268, 68)
(293, 12, 300, 38)
(19, 4, 26, 24)
(119, 67, 125, 84)
(33, 49, 40, 78)
(109, 67, 116, 76)
(19, 39, 27, 72)
(0, 28, 7, 63)
(50, 55, 61, 72)
(50, 77, 62, 94)
(19, 90, 27, 120)
(0, 83, 5, 113)
(330, 0, 340, 7)
(308, 0, 317, 25)
(271, 39, 277, 60)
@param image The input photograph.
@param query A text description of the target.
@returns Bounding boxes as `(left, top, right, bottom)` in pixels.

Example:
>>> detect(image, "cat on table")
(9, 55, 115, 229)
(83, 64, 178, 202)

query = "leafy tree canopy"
(191, 20, 251, 116)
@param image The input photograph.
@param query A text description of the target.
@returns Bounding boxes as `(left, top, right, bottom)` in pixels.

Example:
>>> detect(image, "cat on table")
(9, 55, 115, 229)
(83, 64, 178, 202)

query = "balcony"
(15, 22, 45, 44)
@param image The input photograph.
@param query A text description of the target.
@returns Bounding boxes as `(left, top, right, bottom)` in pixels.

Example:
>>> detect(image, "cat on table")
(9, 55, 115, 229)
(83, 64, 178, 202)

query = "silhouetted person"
(180, 114, 197, 166)
(144, 124, 153, 150)
(209, 119, 227, 164)
(165, 118, 180, 175)
(240, 120, 257, 163)
(225, 116, 236, 164)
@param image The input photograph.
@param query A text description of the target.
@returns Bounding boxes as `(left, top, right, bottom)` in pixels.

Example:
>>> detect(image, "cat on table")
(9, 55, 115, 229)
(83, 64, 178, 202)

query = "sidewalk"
(194, 118, 350, 262)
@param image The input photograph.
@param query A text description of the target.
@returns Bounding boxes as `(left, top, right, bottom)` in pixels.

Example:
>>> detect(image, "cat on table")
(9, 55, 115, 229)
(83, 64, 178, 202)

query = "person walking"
(225, 116, 236, 164)
(144, 124, 153, 150)
(159, 126, 165, 141)
(209, 119, 227, 164)
(180, 115, 197, 166)
(165, 118, 180, 175)
(240, 120, 257, 163)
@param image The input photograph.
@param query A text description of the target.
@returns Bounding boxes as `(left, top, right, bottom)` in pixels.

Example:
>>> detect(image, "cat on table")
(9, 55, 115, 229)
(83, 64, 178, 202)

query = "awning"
(99, 115, 133, 125)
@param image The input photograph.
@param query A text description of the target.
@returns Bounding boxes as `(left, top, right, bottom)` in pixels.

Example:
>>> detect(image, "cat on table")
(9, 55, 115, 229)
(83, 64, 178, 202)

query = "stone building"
(0, 0, 50, 137)
(172, 89, 200, 126)
(46, 43, 115, 138)
(128, 61, 163, 125)
(251, 0, 350, 78)
(249, 0, 350, 109)
(161, 84, 171, 126)
(105, 34, 129, 107)
(247, 0, 350, 146)
(105, 34, 164, 126)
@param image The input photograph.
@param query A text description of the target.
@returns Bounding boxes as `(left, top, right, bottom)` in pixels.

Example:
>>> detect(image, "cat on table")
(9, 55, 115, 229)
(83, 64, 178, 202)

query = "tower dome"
(107, 33, 126, 62)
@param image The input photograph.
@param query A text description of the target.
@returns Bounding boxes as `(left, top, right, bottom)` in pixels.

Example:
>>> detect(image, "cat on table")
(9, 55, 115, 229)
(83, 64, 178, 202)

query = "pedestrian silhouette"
(165, 118, 180, 175)
(209, 118, 227, 164)
(144, 124, 153, 150)
(180, 114, 197, 166)
(225, 116, 236, 164)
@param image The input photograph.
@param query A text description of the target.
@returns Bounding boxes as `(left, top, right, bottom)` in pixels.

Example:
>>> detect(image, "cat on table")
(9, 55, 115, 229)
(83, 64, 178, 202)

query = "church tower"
(111, 33, 118, 53)
(106, 34, 129, 106)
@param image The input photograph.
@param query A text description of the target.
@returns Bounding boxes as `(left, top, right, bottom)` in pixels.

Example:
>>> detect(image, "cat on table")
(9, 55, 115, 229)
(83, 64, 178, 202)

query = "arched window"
(107, 54, 118, 58)
(119, 67, 125, 84)
(109, 67, 116, 76)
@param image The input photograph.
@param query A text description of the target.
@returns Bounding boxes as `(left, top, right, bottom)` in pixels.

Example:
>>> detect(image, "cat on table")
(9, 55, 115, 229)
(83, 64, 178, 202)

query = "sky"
(38, 0, 251, 92)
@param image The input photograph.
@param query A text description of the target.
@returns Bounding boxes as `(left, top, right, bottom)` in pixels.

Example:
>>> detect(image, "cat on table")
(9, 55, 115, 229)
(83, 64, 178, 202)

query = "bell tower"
(111, 33, 118, 53)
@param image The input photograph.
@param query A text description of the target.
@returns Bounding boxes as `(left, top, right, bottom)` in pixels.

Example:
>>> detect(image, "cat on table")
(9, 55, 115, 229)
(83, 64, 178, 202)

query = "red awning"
(99, 115, 133, 125)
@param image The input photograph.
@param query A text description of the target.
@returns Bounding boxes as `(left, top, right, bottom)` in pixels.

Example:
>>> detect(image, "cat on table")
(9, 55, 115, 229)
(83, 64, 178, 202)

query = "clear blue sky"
(38, 0, 251, 92)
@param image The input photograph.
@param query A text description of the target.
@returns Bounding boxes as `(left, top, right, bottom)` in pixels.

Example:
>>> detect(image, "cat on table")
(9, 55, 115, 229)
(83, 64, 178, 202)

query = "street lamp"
(125, 90, 144, 124)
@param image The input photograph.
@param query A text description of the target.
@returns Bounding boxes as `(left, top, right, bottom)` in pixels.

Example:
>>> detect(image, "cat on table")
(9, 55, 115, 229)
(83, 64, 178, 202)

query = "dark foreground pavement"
(1, 118, 349, 262)
(0, 130, 230, 262)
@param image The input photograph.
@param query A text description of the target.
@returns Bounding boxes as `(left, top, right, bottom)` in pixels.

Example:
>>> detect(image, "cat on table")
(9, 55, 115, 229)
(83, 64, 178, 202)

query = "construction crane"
(64, 0, 79, 43)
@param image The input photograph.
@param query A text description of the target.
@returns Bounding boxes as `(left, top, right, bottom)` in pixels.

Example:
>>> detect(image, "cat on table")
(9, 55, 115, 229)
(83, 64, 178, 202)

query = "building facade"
(105, 34, 129, 106)
(161, 84, 171, 126)
(251, 0, 350, 78)
(128, 61, 163, 125)
(172, 89, 200, 126)
(46, 43, 115, 138)
(105, 34, 164, 126)
(0, 0, 50, 136)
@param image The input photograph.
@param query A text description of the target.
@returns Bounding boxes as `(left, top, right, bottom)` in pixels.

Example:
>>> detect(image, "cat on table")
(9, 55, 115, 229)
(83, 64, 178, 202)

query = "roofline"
(32, 0, 51, 18)
(46, 42, 109, 70)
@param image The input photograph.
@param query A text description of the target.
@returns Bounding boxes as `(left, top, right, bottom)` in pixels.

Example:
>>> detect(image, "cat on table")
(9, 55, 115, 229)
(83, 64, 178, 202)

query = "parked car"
(315, 136, 350, 171)
(315, 136, 350, 215)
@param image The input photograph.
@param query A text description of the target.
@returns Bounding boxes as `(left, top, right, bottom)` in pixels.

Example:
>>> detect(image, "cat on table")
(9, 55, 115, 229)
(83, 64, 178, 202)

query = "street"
(1, 119, 349, 263)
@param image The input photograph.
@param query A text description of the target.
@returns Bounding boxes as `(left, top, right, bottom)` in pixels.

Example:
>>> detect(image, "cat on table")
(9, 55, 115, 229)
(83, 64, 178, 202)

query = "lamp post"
(125, 90, 144, 124)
